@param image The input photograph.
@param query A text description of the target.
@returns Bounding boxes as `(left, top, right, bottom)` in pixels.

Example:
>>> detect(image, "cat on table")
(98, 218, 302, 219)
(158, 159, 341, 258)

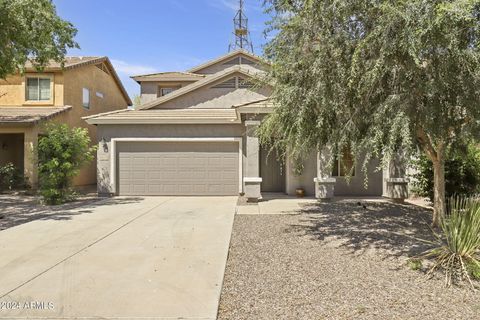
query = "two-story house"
(0, 56, 132, 188)
(85, 50, 409, 201)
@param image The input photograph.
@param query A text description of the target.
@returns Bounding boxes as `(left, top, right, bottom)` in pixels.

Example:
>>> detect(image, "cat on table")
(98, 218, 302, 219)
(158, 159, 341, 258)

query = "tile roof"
(131, 72, 205, 83)
(24, 56, 105, 71)
(0, 106, 72, 124)
(84, 108, 239, 124)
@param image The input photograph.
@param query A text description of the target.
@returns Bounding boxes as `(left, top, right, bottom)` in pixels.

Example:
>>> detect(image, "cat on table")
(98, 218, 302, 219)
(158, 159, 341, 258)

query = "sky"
(54, 0, 272, 99)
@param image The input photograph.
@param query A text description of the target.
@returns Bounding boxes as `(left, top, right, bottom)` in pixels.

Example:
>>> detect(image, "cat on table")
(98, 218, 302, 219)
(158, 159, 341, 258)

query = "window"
(332, 148, 355, 177)
(160, 88, 174, 96)
(26, 77, 51, 101)
(82, 88, 90, 109)
(96, 91, 104, 98)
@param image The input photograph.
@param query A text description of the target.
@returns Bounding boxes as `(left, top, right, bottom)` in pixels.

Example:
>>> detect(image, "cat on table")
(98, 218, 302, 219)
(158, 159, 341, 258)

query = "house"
(0, 57, 132, 188)
(85, 50, 408, 201)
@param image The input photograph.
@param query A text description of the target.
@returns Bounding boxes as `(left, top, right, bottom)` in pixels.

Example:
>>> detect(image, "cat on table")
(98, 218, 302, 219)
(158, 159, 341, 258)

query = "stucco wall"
(140, 81, 195, 105)
(0, 73, 64, 106)
(63, 64, 130, 186)
(151, 78, 270, 110)
(95, 124, 246, 194)
(334, 157, 383, 196)
(286, 151, 317, 196)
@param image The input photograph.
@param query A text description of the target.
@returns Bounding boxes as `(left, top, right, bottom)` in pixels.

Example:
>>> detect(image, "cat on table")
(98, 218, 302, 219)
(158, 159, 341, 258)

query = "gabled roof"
(24, 56, 132, 106)
(84, 108, 240, 125)
(0, 106, 72, 125)
(139, 64, 264, 110)
(187, 49, 266, 73)
(233, 98, 274, 114)
(25, 56, 106, 71)
(131, 72, 205, 83)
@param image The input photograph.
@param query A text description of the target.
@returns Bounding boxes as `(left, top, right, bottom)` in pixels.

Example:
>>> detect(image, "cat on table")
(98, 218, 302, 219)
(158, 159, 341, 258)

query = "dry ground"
(218, 201, 479, 320)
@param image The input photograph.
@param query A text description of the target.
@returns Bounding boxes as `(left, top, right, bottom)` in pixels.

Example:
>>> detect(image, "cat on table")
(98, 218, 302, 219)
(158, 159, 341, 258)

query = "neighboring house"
(85, 50, 408, 201)
(0, 57, 132, 188)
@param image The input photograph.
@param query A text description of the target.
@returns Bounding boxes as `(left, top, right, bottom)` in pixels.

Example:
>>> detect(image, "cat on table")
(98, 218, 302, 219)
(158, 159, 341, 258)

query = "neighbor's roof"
(139, 64, 265, 110)
(0, 106, 72, 125)
(83, 108, 240, 125)
(24, 56, 132, 106)
(25, 56, 106, 71)
(187, 49, 266, 73)
(131, 72, 205, 83)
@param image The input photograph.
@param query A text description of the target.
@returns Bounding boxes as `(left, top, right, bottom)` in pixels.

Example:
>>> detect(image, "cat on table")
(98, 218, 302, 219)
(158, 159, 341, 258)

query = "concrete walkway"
(0, 196, 237, 319)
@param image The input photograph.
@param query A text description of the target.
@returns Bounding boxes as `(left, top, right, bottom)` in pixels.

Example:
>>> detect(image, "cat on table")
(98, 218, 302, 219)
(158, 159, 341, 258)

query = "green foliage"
(407, 258, 423, 271)
(424, 196, 480, 288)
(37, 123, 95, 205)
(411, 143, 480, 201)
(0, 0, 78, 79)
(260, 0, 480, 220)
(468, 261, 480, 280)
(0, 162, 25, 191)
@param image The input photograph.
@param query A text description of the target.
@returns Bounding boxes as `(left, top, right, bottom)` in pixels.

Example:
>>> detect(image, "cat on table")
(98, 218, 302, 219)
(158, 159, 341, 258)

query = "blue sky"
(54, 0, 271, 99)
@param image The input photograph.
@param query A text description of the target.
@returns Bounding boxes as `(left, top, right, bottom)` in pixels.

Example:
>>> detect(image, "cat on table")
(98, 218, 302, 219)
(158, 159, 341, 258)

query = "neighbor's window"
(96, 91, 104, 99)
(332, 148, 355, 177)
(26, 77, 51, 101)
(160, 88, 174, 96)
(82, 88, 90, 109)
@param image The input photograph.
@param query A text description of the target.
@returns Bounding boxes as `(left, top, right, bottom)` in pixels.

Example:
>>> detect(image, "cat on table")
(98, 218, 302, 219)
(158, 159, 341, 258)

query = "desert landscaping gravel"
(218, 201, 479, 320)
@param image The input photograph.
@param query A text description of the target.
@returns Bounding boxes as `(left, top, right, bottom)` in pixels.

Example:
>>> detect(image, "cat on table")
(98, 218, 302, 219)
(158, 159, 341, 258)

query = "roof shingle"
(0, 106, 72, 124)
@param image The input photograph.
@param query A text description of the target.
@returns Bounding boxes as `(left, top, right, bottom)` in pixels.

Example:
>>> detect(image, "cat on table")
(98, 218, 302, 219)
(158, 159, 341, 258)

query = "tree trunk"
(431, 157, 446, 227)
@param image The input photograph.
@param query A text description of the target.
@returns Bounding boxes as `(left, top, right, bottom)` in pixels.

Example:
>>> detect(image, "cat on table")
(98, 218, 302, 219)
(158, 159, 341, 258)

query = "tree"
(37, 123, 95, 204)
(259, 0, 480, 226)
(0, 0, 78, 79)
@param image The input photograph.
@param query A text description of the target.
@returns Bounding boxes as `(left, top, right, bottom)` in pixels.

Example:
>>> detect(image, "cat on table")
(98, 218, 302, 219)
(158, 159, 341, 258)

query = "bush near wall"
(411, 142, 480, 201)
(37, 123, 96, 205)
(0, 163, 25, 191)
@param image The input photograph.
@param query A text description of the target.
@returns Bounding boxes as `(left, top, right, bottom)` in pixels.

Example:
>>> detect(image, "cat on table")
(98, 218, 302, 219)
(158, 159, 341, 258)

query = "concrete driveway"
(0, 196, 237, 319)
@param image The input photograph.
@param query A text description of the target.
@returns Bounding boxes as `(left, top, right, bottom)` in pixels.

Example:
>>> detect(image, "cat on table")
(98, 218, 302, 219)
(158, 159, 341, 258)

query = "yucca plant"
(424, 196, 480, 289)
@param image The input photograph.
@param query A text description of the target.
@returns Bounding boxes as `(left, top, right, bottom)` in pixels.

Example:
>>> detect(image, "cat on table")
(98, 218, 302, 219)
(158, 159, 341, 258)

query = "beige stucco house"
(85, 50, 408, 201)
(0, 57, 132, 188)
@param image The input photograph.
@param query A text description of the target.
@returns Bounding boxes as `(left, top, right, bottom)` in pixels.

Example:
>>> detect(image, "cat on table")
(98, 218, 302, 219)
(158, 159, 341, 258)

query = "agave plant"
(424, 196, 480, 289)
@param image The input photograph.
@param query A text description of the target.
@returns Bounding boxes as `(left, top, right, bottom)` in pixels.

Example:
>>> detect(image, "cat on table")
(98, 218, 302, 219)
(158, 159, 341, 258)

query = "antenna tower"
(228, 0, 254, 53)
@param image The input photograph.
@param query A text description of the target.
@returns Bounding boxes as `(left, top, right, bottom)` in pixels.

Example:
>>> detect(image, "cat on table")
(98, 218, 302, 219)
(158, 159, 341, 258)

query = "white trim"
(244, 177, 262, 183)
(110, 137, 243, 195)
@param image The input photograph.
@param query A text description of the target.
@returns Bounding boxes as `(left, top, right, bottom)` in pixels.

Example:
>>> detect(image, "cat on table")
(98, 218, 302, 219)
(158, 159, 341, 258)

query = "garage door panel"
(117, 141, 239, 196)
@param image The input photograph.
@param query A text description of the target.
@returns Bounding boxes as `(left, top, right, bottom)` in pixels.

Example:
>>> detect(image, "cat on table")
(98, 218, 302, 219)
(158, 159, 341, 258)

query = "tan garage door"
(117, 141, 239, 196)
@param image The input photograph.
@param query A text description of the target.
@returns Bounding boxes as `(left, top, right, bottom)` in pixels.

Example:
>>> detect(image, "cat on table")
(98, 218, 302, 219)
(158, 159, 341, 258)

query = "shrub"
(423, 196, 480, 288)
(407, 258, 423, 271)
(0, 163, 25, 191)
(468, 261, 480, 281)
(411, 143, 480, 201)
(37, 123, 95, 205)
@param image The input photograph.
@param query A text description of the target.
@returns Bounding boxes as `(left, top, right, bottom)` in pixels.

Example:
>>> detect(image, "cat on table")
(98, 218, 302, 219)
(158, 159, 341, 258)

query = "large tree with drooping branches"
(0, 0, 78, 79)
(259, 0, 480, 226)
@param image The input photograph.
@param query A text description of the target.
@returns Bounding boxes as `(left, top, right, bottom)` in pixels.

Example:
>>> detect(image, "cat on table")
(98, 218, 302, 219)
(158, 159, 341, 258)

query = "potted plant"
(295, 187, 305, 198)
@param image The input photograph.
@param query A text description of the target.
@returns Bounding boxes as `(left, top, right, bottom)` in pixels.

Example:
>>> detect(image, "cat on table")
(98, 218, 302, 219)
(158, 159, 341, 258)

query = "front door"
(260, 147, 285, 192)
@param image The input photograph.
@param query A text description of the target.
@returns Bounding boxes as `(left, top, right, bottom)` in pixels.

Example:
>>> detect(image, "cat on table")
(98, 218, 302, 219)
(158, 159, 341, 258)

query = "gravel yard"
(218, 201, 479, 320)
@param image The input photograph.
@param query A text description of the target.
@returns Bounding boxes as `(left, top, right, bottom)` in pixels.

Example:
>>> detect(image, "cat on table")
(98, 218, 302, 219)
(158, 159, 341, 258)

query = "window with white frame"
(82, 88, 90, 109)
(26, 77, 51, 101)
(96, 91, 104, 98)
(332, 148, 355, 177)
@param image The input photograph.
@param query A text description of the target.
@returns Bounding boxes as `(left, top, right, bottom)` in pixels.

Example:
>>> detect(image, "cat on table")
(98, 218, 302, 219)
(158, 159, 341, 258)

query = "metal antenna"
(228, 0, 254, 53)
